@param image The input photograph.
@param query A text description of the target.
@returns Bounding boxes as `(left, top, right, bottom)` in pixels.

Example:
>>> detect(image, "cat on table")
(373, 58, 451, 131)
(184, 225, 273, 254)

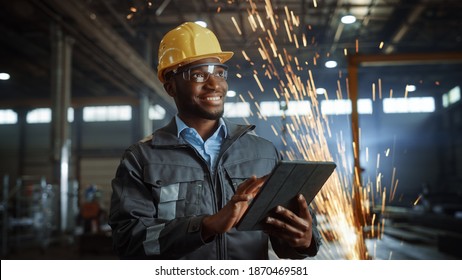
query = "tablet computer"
(236, 160, 336, 231)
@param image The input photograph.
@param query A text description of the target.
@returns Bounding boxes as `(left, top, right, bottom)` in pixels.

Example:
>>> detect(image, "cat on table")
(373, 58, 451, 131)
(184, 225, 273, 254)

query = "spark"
(413, 194, 422, 206)
(231, 17, 242, 35)
(253, 74, 264, 92)
(242, 50, 251, 61)
(372, 82, 376, 101)
(378, 78, 383, 99)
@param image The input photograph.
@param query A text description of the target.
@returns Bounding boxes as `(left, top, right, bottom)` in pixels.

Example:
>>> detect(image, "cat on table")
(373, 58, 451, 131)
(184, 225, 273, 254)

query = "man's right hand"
(201, 175, 266, 241)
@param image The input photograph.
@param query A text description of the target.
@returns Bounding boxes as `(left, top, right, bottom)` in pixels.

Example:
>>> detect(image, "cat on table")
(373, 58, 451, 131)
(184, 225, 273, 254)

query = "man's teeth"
(205, 96, 220, 101)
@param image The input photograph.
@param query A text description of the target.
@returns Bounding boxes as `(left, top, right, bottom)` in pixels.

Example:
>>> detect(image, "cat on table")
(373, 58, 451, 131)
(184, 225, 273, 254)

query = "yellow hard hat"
(157, 22, 234, 83)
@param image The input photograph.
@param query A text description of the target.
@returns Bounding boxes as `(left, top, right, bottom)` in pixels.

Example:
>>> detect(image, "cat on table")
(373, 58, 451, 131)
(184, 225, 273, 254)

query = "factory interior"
(1, 0, 462, 262)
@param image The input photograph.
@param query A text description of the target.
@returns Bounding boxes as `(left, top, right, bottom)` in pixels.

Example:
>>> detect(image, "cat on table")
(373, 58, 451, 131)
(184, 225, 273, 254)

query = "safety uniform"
(109, 118, 322, 259)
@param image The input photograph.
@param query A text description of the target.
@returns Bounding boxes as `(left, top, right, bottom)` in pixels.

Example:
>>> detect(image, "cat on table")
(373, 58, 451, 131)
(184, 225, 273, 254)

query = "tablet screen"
(236, 160, 336, 231)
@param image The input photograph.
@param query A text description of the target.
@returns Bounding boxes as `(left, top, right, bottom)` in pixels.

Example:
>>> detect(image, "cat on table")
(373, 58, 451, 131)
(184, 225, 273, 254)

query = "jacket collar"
(150, 117, 255, 146)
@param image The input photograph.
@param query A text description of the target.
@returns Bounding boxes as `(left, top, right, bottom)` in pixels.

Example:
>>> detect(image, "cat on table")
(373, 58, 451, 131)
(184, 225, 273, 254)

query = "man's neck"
(178, 115, 220, 141)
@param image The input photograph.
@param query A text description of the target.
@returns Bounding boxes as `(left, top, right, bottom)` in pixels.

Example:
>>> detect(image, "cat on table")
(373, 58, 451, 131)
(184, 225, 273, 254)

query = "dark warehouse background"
(1, 0, 462, 260)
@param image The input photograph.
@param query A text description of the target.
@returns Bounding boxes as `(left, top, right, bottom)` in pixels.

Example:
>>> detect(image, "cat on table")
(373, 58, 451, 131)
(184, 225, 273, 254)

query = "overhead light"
(195, 20, 207, 28)
(406, 85, 416, 92)
(227, 90, 236, 97)
(0, 73, 10, 80)
(316, 88, 327, 95)
(341, 15, 356, 24)
(325, 60, 337, 68)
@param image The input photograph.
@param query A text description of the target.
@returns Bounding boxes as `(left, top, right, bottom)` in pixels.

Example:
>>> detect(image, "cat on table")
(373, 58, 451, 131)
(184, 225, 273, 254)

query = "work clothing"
(109, 118, 321, 259)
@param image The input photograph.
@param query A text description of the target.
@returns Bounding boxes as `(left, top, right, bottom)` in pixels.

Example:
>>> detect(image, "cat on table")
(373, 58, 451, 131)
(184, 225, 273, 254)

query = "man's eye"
(191, 72, 206, 79)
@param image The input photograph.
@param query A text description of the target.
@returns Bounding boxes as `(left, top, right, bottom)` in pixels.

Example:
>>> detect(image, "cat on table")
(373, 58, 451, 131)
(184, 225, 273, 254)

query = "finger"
(235, 176, 257, 195)
(297, 194, 312, 223)
(265, 228, 309, 248)
(272, 204, 311, 232)
(231, 193, 254, 203)
(236, 175, 265, 195)
(245, 176, 266, 195)
(265, 216, 306, 236)
(265, 216, 312, 248)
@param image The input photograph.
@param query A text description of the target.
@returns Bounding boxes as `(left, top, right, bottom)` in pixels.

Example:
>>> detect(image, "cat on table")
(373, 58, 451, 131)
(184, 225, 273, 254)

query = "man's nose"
(204, 74, 224, 89)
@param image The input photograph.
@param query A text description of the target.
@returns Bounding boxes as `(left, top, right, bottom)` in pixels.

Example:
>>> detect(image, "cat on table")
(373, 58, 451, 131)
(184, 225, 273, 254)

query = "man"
(109, 22, 321, 259)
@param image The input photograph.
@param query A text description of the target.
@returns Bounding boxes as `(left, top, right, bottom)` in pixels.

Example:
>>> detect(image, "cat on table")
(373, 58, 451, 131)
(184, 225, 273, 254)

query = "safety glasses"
(173, 63, 228, 83)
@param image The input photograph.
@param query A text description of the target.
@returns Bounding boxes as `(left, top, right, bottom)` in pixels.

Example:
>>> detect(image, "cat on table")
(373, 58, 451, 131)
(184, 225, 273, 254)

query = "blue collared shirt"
(175, 116, 227, 172)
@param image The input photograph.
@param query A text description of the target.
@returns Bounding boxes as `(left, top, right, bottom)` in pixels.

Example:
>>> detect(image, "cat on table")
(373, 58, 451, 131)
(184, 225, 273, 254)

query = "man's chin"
(201, 109, 224, 120)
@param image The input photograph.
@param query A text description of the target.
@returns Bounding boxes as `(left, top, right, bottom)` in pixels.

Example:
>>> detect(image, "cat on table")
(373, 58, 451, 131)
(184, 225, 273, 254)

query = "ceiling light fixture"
(316, 88, 327, 95)
(325, 60, 338, 68)
(0, 73, 10, 80)
(341, 14, 356, 24)
(406, 85, 416, 92)
(227, 90, 236, 97)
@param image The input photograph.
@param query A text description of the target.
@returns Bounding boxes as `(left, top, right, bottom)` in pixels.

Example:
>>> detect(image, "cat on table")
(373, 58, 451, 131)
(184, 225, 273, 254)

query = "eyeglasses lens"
(182, 64, 228, 83)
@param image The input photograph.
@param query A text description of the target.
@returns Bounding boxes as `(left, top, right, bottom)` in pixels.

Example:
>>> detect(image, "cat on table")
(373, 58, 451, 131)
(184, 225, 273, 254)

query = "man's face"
(164, 58, 228, 121)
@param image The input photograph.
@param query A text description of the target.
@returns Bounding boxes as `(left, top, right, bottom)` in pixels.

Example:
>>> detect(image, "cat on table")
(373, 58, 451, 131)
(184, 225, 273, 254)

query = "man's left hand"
(264, 194, 313, 249)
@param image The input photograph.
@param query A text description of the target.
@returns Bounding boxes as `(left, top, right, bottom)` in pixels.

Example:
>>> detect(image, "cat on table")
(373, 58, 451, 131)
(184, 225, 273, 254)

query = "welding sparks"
(413, 194, 422, 206)
(231, 16, 242, 35)
(227, 0, 406, 260)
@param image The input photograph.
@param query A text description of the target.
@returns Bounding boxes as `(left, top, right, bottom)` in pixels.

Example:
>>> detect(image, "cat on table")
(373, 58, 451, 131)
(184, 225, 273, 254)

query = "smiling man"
(108, 22, 321, 260)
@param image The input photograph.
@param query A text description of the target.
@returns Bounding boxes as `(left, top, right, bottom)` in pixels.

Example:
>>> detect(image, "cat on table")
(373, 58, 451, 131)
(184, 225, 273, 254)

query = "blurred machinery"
(0, 174, 79, 257)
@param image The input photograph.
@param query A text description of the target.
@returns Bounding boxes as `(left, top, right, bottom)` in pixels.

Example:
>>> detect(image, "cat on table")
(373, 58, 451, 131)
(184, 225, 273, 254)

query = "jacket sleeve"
(108, 147, 208, 259)
(270, 205, 322, 259)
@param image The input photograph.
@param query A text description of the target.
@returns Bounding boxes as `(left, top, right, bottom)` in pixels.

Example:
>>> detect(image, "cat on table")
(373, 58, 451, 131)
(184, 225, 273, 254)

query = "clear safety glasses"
(173, 63, 228, 83)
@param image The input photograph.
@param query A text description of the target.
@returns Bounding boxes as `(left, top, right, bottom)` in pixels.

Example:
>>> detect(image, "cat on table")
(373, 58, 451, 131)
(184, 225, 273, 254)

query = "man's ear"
(163, 80, 176, 98)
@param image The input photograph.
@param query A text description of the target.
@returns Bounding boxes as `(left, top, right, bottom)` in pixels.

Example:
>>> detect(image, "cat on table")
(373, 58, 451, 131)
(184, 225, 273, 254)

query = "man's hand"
(264, 194, 313, 249)
(201, 176, 266, 241)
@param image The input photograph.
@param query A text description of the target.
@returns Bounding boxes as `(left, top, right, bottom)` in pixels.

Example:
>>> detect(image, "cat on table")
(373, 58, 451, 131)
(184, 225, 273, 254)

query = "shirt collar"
(175, 115, 227, 139)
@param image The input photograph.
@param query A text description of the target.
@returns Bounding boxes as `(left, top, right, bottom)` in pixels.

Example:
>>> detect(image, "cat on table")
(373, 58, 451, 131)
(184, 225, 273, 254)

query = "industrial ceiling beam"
(42, 0, 175, 110)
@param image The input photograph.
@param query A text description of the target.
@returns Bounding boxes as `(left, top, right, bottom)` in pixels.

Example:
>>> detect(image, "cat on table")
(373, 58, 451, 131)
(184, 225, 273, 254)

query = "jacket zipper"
(171, 125, 255, 259)
(214, 125, 255, 260)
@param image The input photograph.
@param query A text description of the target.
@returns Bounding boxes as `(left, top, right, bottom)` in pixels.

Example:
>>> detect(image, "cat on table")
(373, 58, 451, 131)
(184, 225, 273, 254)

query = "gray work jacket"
(109, 118, 321, 259)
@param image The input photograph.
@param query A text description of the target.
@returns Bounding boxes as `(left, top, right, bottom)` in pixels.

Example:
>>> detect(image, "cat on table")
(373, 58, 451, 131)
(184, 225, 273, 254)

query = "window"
(260, 100, 312, 117)
(443, 86, 461, 108)
(83, 105, 132, 122)
(224, 102, 251, 118)
(26, 108, 52, 123)
(149, 105, 166, 120)
(383, 97, 435, 113)
(0, 109, 18, 124)
(320, 99, 373, 115)
(25, 108, 74, 123)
